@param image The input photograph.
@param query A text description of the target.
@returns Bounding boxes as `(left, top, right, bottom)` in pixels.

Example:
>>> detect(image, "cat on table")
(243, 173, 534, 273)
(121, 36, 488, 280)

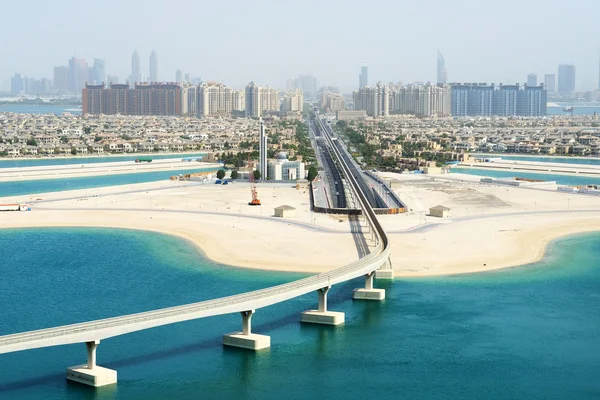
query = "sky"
(1, 0, 599, 92)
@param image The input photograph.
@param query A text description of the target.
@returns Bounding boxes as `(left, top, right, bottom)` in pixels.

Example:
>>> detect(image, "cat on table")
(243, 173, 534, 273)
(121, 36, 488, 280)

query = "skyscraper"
(149, 50, 158, 82)
(197, 82, 235, 117)
(92, 59, 105, 85)
(282, 89, 304, 112)
(131, 49, 141, 84)
(450, 83, 546, 116)
(387, 83, 451, 117)
(82, 83, 185, 115)
(517, 85, 547, 116)
(359, 64, 368, 89)
(10, 73, 23, 95)
(175, 70, 183, 83)
(244, 81, 279, 117)
(353, 83, 389, 117)
(527, 73, 537, 87)
(259, 117, 267, 181)
(437, 50, 447, 85)
(53, 66, 69, 91)
(68, 57, 89, 93)
(544, 74, 556, 93)
(298, 74, 317, 100)
(558, 64, 576, 94)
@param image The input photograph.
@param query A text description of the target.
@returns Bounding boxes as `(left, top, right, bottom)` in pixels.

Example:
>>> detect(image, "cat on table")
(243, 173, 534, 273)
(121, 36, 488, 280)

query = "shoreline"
(391, 214, 600, 277)
(472, 153, 600, 161)
(455, 164, 600, 179)
(2, 209, 599, 278)
(0, 160, 222, 183)
(0, 151, 208, 162)
(0, 209, 359, 274)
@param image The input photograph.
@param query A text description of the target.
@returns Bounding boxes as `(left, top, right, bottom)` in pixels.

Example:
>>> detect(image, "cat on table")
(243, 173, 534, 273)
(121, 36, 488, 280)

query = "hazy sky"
(2, 0, 599, 92)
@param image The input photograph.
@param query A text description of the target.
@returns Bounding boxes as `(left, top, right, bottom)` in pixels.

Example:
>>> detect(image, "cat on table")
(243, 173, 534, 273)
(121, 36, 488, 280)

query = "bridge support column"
(223, 310, 270, 350)
(353, 272, 385, 301)
(301, 286, 345, 325)
(375, 257, 395, 280)
(66, 340, 117, 387)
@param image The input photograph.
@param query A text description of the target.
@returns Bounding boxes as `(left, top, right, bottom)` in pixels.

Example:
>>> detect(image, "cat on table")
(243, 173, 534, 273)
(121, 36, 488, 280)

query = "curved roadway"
(0, 115, 391, 355)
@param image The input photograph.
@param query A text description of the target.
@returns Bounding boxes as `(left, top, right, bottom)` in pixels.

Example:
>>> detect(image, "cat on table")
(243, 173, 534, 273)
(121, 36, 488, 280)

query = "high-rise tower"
(92, 59, 105, 85)
(437, 50, 447, 85)
(359, 64, 368, 89)
(544, 74, 556, 93)
(68, 57, 89, 93)
(558, 64, 576, 94)
(149, 50, 158, 83)
(131, 49, 141, 84)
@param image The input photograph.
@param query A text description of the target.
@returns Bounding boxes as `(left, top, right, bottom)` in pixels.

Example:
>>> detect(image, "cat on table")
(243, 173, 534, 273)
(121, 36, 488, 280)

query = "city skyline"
(6, 50, 599, 95)
(1, 0, 599, 92)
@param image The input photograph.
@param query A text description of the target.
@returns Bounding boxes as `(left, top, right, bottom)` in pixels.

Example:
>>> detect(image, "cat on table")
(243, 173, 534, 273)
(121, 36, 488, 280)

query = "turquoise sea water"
(1, 228, 600, 399)
(548, 103, 600, 116)
(0, 153, 207, 169)
(473, 154, 600, 166)
(453, 167, 600, 186)
(0, 167, 215, 197)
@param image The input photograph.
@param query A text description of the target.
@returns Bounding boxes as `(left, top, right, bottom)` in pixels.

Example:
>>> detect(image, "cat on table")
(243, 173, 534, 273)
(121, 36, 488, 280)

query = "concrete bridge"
(0, 115, 394, 388)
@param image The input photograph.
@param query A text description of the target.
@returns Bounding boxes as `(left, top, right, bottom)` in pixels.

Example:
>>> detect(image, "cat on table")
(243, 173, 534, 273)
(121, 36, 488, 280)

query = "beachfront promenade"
(0, 116, 393, 388)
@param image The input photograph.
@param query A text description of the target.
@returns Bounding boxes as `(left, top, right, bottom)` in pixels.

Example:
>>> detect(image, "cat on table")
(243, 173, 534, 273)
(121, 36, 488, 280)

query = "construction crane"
(248, 156, 261, 206)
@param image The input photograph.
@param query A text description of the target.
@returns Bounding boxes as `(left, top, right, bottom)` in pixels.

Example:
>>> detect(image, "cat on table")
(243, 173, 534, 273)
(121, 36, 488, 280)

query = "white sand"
(0, 160, 222, 182)
(2, 173, 600, 276)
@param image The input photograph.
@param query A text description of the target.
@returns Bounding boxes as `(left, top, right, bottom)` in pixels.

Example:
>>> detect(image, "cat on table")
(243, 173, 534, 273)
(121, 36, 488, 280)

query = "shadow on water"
(0, 277, 391, 395)
(0, 373, 65, 393)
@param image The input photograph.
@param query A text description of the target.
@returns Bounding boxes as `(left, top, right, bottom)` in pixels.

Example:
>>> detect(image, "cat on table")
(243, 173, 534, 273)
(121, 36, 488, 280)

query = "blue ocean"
(0, 167, 216, 197)
(0, 228, 599, 399)
(472, 154, 600, 166)
(0, 153, 207, 169)
(453, 167, 600, 186)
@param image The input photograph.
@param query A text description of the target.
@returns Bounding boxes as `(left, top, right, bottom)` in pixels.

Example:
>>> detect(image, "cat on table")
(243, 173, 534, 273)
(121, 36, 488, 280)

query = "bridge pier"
(223, 310, 270, 350)
(375, 257, 394, 280)
(66, 340, 117, 387)
(353, 272, 385, 301)
(301, 286, 345, 325)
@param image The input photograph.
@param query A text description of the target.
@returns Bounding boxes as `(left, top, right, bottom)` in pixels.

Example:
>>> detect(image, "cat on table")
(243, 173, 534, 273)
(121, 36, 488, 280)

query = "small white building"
(429, 205, 451, 218)
(274, 205, 296, 218)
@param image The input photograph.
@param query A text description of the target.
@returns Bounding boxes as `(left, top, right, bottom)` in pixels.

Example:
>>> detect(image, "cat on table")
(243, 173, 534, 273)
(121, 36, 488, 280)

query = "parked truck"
(0, 204, 30, 211)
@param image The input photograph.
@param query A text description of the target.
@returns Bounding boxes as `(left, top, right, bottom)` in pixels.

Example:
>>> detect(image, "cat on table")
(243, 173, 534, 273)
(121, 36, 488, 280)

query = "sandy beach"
(0, 159, 222, 182)
(1, 172, 600, 277)
(0, 151, 207, 162)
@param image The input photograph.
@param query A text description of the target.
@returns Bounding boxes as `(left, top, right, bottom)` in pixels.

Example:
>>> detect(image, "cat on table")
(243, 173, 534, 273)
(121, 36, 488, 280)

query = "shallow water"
(0, 228, 599, 399)
(453, 167, 600, 186)
(0, 153, 207, 169)
(0, 167, 216, 197)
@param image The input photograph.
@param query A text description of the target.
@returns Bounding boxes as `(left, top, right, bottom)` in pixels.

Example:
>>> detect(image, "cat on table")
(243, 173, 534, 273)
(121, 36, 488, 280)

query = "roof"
(430, 205, 451, 211)
(274, 205, 296, 211)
